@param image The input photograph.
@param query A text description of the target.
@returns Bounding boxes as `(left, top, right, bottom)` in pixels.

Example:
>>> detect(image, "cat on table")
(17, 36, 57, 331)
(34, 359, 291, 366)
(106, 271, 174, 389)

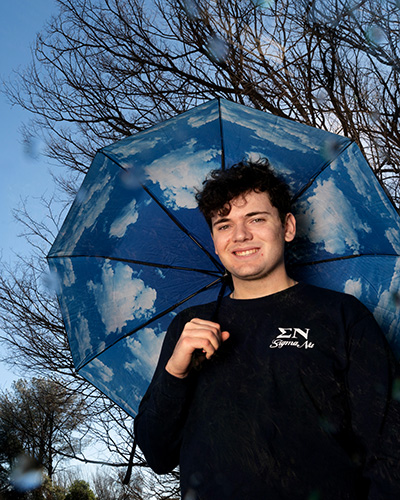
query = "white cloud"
(87, 261, 157, 335)
(333, 146, 400, 254)
(58, 293, 72, 337)
(344, 278, 363, 299)
(296, 178, 371, 254)
(385, 228, 400, 254)
(89, 358, 114, 383)
(57, 156, 113, 253)
(187, 104, 219, 128)
(221, 103, 329, 155)
(109, 199, 139, 238)
(125, 327, 166, 382)
(145, 138, 220, 210)
(245, 150, 294, 177)
(107, 102, 219, 176)
(74, 313, 93, 361)
(106, 103, 218, 168)
(155, 269, 166, 279)
(107, 128, 162, 159)
(105, 387, 138, 416)
(373, 258, 400, 344)
(342, 146, 400, 232)
(61, 258, 76, 287)
(337, 147, 373, 202)
(82, 361, 139, 416)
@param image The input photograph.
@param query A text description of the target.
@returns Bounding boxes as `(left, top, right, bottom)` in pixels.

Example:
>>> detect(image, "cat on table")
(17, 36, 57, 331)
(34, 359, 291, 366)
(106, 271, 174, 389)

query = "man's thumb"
(222, 331, 230, 342)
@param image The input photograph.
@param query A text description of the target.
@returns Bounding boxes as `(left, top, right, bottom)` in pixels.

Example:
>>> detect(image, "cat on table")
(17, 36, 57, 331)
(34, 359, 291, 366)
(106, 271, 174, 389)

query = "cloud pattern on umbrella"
(48, 99, 400, 417)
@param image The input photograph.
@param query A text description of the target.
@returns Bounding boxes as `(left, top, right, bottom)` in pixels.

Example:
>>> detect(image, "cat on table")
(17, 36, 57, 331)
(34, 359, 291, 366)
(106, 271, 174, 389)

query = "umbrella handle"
(123, 437, 137, 485)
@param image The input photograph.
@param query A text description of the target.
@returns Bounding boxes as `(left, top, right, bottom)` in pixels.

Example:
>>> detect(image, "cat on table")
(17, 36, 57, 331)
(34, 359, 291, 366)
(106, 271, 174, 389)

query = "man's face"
(211, 190, 296, 287)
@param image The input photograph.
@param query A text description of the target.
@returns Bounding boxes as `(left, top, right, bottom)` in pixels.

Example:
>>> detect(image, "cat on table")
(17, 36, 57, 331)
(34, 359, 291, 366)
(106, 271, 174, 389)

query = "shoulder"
(299, 283, 360, 302)
(297, 283, 372, 321)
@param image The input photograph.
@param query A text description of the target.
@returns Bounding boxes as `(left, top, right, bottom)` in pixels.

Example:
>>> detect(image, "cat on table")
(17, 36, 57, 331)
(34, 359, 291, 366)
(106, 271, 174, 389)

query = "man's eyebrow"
(245, 211, 271, 218)
(212, 217, 231, 227)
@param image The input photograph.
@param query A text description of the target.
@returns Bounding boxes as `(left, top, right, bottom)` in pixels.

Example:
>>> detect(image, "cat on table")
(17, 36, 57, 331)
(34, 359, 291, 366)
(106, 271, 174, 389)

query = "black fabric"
(134, 283, 400, 499)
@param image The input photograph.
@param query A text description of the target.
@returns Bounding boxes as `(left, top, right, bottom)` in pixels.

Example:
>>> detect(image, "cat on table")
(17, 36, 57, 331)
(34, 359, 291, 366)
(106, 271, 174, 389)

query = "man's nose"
(232, 222, 252, 241)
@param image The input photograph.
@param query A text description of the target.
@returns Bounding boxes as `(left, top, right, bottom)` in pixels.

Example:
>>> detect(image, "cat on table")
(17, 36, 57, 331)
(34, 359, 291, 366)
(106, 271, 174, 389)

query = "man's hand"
(165, 318, 230, 379)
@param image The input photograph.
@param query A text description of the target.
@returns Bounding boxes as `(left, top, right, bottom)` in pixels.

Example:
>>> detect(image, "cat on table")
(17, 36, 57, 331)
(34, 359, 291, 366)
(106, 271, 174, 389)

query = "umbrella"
(47, 98, 400, 417)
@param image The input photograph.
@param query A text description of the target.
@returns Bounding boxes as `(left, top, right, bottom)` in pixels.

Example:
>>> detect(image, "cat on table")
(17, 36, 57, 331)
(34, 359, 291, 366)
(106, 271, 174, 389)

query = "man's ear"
(284, 213, 296, 243)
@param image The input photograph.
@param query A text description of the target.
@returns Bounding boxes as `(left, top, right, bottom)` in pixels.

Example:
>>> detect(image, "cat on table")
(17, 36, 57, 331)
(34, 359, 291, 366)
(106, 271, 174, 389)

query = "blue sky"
(0, 0, 59, 388)
(1, 0, 58, 261)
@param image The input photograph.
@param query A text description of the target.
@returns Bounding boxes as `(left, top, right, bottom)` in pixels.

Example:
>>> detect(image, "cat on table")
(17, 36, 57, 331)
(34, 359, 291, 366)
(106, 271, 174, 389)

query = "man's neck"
(230, 274, 297, 300)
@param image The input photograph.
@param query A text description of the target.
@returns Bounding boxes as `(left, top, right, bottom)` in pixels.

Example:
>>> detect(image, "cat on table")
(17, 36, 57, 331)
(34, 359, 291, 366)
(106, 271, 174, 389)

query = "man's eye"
(217, 224, 230, 231)
(251, 218, 265, 223)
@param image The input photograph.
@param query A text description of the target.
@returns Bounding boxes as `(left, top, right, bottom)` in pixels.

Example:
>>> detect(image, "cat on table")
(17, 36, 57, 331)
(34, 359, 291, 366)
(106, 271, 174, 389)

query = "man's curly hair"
(195, 158, 292, 229)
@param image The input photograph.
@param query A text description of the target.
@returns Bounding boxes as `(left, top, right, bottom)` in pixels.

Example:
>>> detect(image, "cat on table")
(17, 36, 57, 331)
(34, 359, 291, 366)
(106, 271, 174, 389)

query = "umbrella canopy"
(47, 99, 400, 417)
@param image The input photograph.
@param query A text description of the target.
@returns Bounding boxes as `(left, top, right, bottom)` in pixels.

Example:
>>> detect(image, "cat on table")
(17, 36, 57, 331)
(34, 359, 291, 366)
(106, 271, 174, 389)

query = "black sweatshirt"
(134, 283, 400, 499)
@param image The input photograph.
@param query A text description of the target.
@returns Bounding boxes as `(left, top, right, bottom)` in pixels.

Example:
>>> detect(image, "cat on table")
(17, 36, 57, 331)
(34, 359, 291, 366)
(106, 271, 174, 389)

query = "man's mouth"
(233, 248, 259, 257)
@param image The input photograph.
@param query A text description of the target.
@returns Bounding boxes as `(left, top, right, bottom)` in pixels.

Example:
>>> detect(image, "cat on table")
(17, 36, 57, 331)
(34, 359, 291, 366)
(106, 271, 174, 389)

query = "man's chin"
(230, 271, 266, 282)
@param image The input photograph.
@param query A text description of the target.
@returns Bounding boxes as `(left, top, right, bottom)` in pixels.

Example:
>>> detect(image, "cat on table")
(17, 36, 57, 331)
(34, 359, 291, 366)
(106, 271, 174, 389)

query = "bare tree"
(92, 468, 146, 500)
(4, 0, 400, 201)
(1, 0, 400, 497)
(291, 0, 400, 199)
(91, 466, 180, 500)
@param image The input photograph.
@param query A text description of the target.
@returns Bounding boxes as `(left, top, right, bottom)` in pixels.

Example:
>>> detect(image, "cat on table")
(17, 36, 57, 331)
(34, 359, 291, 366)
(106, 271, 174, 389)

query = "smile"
(234, 248, 259, 257)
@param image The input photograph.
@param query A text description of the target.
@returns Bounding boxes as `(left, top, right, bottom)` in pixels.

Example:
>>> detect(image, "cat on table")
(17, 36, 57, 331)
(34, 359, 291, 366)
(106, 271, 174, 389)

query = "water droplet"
(207, 35, 229, 64)
(10, 455, 44, 493)
(23, 135, 44, 160)
(365, 25, 387, 47)
(183, 488, 197, 500)
(119, 168, 142, 190)
(43, 270, 62, 294)
(369, 110, 380, 123)
(321, 137, 344, 162)
(75, 186, 89, 204)
(392, 291, 400, 308)
(314, 88, 329, 105)
(183, 0, 200, 19)
(251, 0, 275, 8)
(306, 1, 361, 28)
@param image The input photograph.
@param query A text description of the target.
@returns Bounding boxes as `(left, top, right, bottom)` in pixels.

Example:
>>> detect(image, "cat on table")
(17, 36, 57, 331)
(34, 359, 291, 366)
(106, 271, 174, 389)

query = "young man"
(134, 159, 400, 499)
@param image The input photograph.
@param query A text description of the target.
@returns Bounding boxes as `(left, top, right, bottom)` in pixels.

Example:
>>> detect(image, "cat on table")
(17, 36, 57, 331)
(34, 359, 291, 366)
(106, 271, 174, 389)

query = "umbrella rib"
(291, 140, 354, 202)
(291, 252, 399, 267)
(76, 276, 224, 371)
(47, 253, 222, 277)
(139, 183, 224, 272)
(99, 152, 222, 272)
(218, 98, 226, 170)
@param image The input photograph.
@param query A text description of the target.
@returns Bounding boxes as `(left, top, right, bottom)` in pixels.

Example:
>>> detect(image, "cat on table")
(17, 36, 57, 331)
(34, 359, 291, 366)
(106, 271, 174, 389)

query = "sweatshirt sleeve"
(134, 312, 196, 474)
(345, 304, 400, 499)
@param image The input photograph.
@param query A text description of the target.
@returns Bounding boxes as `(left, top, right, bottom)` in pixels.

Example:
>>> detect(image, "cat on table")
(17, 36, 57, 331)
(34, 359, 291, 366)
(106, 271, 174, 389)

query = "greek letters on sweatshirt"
(134, 283, 400, 499)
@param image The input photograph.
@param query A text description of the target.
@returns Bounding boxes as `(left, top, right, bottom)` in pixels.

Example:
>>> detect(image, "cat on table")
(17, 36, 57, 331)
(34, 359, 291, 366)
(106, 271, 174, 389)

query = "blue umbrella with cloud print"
(47, 98, 400, 418)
